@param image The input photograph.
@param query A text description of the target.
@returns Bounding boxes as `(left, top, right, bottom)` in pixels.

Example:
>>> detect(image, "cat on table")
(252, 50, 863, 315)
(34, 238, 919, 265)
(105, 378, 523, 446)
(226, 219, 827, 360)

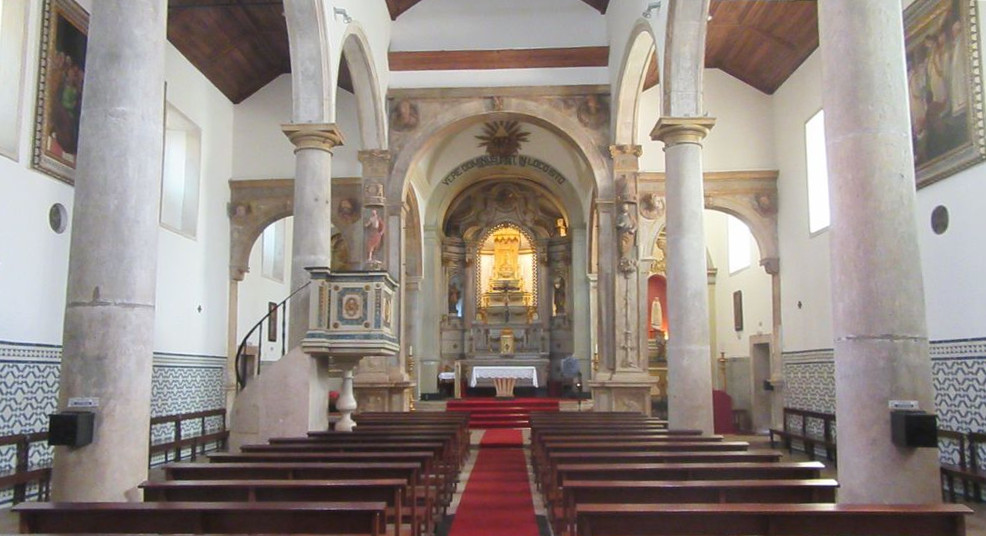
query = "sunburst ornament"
(476, 120, 530, 157)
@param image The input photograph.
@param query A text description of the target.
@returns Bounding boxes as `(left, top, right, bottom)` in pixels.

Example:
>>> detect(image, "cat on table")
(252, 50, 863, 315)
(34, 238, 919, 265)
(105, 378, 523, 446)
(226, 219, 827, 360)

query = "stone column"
(283, 123, 344, 347)
(819, 0, 939, 503)
(652, 117, 716, 434)
(571, 226, 591, 377)
(52, 0, 166, 502)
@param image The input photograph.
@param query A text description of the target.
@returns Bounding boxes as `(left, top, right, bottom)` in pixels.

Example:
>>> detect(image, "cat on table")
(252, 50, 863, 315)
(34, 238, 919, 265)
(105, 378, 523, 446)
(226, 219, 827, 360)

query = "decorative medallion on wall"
(390, 99, 419, 132)
(577, 95, 609, 129)
(476, 120, 530, 157)
(639, 193, 665, 220)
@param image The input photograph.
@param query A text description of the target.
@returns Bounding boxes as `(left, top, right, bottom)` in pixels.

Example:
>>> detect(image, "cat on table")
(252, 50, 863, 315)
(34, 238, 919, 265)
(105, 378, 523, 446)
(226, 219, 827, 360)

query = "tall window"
(727, 214, 751, 274)
(160, 103, 201, 237)
(0, 0, 28, 160)
(805, 109, 831, 234)
(262, 219, 286, 282)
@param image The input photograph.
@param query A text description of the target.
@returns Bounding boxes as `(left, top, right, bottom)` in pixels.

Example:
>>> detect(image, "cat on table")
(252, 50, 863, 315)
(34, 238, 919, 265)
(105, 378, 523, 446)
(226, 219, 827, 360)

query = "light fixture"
(642, 1, 661, 19)
(333, 7, 352, 23)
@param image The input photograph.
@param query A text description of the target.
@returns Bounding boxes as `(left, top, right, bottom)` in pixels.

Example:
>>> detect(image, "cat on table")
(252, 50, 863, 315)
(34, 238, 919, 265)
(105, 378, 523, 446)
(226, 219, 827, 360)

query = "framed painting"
(33, 0, 88, 184)
(905, 0, 986, 188)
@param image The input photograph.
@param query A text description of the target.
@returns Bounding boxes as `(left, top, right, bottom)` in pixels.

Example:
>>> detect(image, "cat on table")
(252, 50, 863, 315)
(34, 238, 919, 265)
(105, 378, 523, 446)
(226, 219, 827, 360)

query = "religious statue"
(617, 202, 637, 258)
(553, 277, 566, 315)
(448, 283, 460, 315)
(650, 297, 663, 331)
(365, 209, 384, 262)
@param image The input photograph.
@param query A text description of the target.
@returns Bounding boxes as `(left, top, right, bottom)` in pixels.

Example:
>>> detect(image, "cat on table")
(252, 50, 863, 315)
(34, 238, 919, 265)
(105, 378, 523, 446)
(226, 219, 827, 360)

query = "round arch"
(283, 2, 332, 123)
(388, 100, 611, 202)
(662, 0, 711, 117)
(614, 21, 659, 145)
(339, 25, 386, 150)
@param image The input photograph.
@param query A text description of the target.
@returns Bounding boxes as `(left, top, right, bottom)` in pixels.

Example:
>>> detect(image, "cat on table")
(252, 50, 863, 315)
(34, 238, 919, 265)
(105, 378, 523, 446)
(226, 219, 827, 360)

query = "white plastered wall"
(0, 1, 234, 358)
(152, 46, 235, 357)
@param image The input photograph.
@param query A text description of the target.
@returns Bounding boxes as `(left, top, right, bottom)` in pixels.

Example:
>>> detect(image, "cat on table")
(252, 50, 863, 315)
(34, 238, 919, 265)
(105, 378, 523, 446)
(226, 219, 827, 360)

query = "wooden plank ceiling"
(166, 0, 817, 103)
(706, 0, 819, 95)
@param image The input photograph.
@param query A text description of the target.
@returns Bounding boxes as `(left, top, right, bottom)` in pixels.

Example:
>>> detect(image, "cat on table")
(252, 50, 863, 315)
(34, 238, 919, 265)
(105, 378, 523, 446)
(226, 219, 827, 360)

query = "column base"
(588, 372, 656, 415)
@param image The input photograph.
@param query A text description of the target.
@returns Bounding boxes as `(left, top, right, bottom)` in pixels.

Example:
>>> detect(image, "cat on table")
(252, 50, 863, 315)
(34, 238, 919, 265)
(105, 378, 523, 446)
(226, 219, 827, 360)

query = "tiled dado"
(782, 338, 986, 465)
(0, 340, 225, 476)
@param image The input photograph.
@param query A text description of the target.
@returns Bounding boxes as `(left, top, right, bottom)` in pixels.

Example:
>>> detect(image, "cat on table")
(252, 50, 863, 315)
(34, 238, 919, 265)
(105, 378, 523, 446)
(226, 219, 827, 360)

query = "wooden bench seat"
(574, 503, 973, 536)
(560, 479, 839, 536)
(141, 479, 407, 536)
(544, 461, 826, 515)
(170, 459, 432, 534)
(540, 450, 783, 492)
(15, 501, 388, 535)
(769, 408, 836, 462)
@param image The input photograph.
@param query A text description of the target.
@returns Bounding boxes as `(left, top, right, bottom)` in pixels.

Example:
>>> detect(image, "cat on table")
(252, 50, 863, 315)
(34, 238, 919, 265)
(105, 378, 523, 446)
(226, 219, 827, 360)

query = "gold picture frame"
(905, 0, 986, 188)
(32, 0, 88, 184)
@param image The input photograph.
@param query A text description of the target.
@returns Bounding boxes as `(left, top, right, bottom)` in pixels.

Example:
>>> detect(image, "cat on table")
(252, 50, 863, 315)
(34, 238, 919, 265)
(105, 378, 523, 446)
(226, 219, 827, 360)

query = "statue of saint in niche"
(553, 277, 566, 315)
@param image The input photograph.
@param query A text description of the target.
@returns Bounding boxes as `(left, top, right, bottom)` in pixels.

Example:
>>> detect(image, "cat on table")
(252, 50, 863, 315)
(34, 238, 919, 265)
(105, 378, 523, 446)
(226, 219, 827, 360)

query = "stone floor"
(2, 431, 985, 535)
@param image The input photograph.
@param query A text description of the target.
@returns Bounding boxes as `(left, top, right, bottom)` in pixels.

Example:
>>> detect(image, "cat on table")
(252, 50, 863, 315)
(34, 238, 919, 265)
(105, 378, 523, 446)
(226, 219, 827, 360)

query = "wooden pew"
(534, 440, 748, 485)
(769, 407, 837, 462)
(560, 479, 838, 536)
(15, 501, 388, 535)
(574, 503, 973, 536)
(141, 479, 406, 536)
(302, 428, 469, 465)
(544, 461, 826, 518)
(163, 461, 425, 535)
(540, 451, 783, 492)
(208, 451, 441, 532)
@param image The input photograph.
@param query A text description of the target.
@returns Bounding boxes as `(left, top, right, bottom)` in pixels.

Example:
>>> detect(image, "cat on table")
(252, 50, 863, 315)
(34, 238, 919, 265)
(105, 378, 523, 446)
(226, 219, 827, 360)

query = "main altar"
(439, 201, 574, 396)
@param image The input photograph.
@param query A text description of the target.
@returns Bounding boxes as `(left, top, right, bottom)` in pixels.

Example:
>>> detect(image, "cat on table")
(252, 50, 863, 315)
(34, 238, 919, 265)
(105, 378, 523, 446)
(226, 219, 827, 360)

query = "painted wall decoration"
(33, 0, 89, 184)
(476, 120, 530, 157)
(336, 197, 360, 225)
(904, 0, 986, 187)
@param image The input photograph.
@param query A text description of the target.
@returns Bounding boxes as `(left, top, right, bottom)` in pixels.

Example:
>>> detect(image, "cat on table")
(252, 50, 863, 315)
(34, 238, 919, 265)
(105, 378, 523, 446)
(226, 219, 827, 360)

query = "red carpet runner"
(446, 398, 560, 429)
(447, 429, 539, 536)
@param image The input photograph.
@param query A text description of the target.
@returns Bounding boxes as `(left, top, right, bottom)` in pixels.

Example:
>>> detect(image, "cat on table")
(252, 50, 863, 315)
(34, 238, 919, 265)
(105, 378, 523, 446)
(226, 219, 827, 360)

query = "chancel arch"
(437, 178, 577, 396)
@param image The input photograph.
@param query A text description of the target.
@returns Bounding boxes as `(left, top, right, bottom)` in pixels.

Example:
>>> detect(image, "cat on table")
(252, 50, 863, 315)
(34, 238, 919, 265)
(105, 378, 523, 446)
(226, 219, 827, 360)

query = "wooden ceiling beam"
(579, 0, 609, 14)
(389, 46, 609, 71)
(386, 0, 426, 20)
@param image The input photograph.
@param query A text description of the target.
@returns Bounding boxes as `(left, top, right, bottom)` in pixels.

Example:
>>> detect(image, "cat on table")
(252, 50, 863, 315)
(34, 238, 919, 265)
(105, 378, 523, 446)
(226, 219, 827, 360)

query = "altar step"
(446, 398, 560, 429)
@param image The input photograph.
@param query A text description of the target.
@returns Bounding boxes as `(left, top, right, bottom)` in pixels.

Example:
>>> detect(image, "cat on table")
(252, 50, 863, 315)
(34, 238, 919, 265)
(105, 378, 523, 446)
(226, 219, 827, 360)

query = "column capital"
(358, 149, 393, 179)
(650, 117, 716, 146)
(282, 123, 345, 153)
(609, 144, 643, 158)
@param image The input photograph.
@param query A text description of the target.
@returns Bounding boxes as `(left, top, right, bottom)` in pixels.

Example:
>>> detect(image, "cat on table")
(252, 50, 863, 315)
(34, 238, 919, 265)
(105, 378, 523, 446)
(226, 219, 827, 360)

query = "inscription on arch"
(440, 155, 568, 186)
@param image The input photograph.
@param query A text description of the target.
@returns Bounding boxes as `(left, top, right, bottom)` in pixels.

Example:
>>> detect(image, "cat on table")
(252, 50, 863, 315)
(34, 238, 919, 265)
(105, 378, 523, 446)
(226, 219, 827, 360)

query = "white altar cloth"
(469, 366, 539, 388)
(438, 372, 456, 381)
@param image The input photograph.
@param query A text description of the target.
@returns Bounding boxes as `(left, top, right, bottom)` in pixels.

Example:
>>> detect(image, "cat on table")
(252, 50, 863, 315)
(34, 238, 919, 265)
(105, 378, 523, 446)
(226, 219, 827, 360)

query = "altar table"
(470, 366, 539, 398)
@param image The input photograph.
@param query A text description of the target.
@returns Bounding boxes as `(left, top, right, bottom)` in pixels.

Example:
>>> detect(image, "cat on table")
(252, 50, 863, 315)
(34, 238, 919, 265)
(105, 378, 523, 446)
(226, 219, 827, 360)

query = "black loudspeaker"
(891, 410, 937, 448)
(48, 411, 95, 447)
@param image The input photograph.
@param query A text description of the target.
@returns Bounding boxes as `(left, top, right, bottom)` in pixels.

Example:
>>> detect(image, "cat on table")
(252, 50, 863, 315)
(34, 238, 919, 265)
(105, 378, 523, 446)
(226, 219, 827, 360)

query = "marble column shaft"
(283, 124, 343, 347)
(818, 0, 939, 503)
(652, 117, 716, 434)
(53, 0, 167, 502)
